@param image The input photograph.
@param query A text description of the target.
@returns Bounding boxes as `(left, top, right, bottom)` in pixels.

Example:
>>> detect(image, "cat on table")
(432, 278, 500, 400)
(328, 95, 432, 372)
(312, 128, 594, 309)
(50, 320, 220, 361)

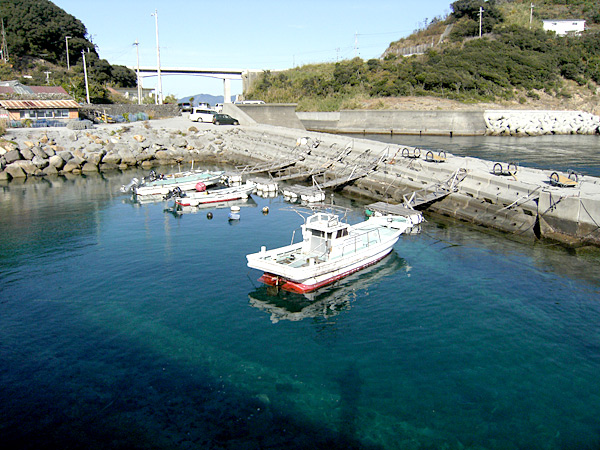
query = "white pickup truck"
(189, 108, 217, 123)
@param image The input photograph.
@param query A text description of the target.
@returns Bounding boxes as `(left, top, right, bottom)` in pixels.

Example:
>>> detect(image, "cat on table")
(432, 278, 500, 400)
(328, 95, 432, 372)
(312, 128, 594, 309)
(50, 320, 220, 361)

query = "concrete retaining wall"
(298, 109, 600, 136)
(297, 112, 340, 132)
(233, 104, 305, 130)
(336, 110, 487, 136)
(298, 110, 487, 136)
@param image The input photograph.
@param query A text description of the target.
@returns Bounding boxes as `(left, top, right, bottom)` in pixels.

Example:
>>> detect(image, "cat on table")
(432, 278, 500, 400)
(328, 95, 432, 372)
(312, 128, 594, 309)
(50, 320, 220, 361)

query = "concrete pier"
(223, 125, 600, 248)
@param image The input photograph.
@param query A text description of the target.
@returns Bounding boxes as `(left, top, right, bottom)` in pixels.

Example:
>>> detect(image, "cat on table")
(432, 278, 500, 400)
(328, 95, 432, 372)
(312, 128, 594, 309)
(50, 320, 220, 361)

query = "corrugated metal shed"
(0, 99, 80, 109)
(29, 86, 68, 95)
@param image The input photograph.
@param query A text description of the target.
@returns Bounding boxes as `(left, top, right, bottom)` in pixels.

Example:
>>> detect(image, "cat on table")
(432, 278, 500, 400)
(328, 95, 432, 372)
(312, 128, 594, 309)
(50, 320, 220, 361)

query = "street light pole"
(134, 39, 142, 105)
(479, 6, 484, 37)
(65, 36, 71, 70)
(82, 50, 90, 104)
(151, 9, 163, 105)
(530, 3, 535, 28)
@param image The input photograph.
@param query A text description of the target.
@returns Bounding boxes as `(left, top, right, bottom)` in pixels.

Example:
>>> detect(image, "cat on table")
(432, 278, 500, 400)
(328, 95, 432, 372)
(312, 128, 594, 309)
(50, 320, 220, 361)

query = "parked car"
(178, 102, 192, 112)
(212, 113, 239, 125)
(189, 108, 217, 123)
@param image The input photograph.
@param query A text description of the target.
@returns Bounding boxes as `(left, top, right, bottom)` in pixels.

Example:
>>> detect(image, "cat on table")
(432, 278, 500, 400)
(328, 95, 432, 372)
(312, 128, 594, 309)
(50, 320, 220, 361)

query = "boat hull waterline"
(259, 250, 392, 293)
(173, 182, 256, 207)
(121, 170, 225, 198)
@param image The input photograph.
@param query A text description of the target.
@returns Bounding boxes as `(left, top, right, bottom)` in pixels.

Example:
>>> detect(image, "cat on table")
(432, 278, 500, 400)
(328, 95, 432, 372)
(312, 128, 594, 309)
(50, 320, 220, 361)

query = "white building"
(542, 20, 586, 36)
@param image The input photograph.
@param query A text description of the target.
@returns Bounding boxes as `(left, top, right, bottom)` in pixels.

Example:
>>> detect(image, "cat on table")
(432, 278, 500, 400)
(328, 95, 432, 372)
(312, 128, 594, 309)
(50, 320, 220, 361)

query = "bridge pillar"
(223, 78, 231, 103)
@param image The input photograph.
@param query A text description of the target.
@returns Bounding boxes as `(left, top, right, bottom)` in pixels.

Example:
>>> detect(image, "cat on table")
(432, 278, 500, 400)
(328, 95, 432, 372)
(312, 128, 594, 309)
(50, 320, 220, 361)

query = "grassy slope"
(245, 0, 600, 114)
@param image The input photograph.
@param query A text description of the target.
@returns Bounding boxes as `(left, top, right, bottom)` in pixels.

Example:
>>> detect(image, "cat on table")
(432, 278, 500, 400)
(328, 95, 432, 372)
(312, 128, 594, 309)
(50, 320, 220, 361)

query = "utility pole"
(134, 39, 142, 105)
(151, 9, 163, 105)
(354, 31, 358, 58)
(82, 50, 90, 104)
(530, 3, 535, 28)
(44, 71, 51, 84)
(65, 36, 71, 70)
(479, 6, 484, 37)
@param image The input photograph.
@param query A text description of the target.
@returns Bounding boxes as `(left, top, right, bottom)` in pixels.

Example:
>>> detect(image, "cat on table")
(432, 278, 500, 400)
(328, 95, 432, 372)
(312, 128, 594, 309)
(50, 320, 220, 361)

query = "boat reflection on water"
(164, 197, 258, 216)
(248, 251, 408, 323)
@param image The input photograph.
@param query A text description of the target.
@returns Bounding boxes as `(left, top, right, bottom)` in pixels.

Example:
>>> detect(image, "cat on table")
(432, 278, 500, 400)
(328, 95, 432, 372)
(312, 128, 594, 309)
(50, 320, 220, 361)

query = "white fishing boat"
(171, 181, 256, 207)
(246, 208, 423, 293)
(121, 169, 225, 198)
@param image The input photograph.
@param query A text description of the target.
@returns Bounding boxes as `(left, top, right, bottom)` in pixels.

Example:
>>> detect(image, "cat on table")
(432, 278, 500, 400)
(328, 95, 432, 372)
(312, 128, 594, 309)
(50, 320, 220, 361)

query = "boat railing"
(339, 228, 381, 257)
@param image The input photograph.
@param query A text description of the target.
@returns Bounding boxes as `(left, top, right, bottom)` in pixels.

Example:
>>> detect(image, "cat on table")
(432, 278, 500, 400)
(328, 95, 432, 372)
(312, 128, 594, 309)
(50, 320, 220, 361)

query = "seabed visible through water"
(1, 134, 600, 449)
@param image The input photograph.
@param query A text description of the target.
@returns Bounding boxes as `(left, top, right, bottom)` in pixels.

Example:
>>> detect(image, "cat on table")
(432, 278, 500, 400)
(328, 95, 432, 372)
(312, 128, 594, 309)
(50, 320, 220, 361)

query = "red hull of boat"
(258, 252, 389, 294)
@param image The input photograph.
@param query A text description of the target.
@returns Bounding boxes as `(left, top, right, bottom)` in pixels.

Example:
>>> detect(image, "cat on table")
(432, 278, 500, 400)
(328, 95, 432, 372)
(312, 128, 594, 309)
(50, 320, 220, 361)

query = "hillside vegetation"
(245, 0, 600, 113)
(0, 0, 136, 103)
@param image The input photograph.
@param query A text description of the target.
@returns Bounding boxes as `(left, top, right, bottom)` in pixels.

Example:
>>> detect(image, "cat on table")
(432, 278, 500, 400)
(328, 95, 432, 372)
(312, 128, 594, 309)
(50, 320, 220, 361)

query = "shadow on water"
(0, 314, 383, 450)
(247, 251, 408, 324)
(337, 362, 363, 442)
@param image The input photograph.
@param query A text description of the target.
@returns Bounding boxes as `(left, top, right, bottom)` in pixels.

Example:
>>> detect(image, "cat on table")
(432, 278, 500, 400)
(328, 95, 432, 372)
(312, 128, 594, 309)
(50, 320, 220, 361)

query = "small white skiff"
(121, 169, 225, 198)
(246, 209, 422, 293)
(172, 181, 256, 207)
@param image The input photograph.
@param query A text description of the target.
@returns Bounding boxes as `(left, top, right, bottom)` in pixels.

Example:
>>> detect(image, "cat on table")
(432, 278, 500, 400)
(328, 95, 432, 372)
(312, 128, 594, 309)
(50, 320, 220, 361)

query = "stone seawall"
(1, 119, 599, 248)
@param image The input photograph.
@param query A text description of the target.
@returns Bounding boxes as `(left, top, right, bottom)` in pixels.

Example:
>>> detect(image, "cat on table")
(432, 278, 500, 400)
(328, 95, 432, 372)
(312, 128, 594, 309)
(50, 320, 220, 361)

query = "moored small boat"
(246, 208, 422, 293)
(121, 169, 225, 198)
(171, 180, 256, 207)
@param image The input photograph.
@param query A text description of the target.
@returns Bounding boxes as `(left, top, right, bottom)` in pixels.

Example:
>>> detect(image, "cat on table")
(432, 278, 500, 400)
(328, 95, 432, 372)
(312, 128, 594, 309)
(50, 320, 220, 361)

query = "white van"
(189, 108, 217, 123)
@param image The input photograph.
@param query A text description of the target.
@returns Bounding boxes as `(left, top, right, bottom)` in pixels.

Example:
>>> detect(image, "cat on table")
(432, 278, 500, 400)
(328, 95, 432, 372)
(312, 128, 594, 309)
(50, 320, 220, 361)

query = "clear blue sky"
(51, 0, 452, 100)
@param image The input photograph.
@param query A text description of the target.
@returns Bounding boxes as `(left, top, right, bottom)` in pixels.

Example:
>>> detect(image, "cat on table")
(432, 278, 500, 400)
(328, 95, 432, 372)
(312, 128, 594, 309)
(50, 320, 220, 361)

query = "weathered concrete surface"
(298, 110, 486, 135)
(230, 103, 305, 130)
(221, 123, 600, 248)
(221, 103, 257, 126)
(2, 118, 599, 248)
(298, 109, 600, 137)
(335, 110, 487, 136)
(296, 112, 340, 132)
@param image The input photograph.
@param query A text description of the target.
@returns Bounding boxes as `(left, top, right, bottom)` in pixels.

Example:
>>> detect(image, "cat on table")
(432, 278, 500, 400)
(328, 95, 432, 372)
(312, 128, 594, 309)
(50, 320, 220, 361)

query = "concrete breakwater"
(224, 124, 600, 248)
(295, 109, 600, 136)
(1, 119, 599, 249)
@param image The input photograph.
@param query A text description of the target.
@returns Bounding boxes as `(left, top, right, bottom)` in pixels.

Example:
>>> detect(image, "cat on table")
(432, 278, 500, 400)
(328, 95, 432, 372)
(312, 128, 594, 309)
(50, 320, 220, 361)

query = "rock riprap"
(0, 124, 231, 180)
(485, 110, 600, 136)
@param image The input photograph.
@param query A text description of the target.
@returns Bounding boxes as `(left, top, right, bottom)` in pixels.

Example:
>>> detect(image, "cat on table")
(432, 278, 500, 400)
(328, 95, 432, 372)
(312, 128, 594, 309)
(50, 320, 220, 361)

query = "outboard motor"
(148, 170, 158, 182)
(164, 186, 184, 200)
(120, 177, 139, 193)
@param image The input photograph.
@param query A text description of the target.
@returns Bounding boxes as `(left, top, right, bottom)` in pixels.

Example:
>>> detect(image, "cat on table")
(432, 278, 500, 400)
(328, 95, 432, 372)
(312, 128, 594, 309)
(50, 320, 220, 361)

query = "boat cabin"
(302, 213, 349, 254)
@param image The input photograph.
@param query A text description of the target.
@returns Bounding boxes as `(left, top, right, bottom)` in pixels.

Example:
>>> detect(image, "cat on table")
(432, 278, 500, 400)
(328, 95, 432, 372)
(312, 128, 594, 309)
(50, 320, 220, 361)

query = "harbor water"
(363, 134, 600, 178)
(1, 135, 600, 449)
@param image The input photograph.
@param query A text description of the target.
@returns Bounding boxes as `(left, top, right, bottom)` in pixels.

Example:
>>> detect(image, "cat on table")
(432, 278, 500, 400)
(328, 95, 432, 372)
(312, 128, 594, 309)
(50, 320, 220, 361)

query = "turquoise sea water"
(1, 139, 600, 449)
